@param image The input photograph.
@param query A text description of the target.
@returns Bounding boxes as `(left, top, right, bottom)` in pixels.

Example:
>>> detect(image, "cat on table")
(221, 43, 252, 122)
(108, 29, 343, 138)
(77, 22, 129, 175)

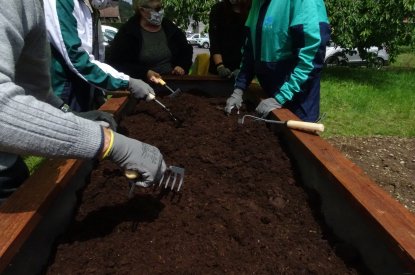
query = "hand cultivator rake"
(125, 165, 185, 198)
(158, 165, 185, 191)
(238, 115, 325, 134)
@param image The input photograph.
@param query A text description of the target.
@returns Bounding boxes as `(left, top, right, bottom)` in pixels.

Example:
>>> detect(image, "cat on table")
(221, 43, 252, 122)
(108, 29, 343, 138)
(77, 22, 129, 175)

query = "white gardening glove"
(255, 98, 282, 118)
(225, 88, 243, 114)
(128, 78, 156, 102)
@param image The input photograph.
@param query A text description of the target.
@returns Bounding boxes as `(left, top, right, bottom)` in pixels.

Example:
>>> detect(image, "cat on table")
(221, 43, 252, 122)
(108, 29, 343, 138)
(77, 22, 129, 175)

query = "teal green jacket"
(235, 0, 330, 106)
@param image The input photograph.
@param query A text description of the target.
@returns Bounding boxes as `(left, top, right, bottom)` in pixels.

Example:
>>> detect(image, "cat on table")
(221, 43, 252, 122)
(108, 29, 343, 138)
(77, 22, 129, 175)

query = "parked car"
(101, 25, 118, 47)
(325, 41, 389, 69)
(196, 35, 210, 49)
(187, 33, 204, 46)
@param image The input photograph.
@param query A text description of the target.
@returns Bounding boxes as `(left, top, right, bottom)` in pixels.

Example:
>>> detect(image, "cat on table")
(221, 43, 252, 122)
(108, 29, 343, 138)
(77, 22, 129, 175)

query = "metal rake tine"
(128, 182, 135, 198)
(158, 173, 165, 187)
(177, 174, 184, 192)
(169, 166, 184, 191)
(164, 171, 173, 189)
(169, 173, 177, 190)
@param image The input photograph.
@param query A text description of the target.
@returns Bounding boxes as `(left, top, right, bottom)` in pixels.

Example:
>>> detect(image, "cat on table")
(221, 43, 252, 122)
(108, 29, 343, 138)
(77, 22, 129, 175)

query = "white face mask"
(90, 0, 119, 10)
(145, 9, 164, 26)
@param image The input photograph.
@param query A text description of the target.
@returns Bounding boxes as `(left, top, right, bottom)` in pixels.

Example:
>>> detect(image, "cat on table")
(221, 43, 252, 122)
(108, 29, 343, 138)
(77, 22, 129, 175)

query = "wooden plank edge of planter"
(160, 75, 235, 98)
(0, 96, 129, 271)
(162, 75, 225, 82)
(271, 107, 415, 269)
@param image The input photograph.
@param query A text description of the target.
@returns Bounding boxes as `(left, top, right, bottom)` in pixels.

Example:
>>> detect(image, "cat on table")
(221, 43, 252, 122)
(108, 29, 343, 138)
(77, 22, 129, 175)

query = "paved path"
(192, 46, 209, 62)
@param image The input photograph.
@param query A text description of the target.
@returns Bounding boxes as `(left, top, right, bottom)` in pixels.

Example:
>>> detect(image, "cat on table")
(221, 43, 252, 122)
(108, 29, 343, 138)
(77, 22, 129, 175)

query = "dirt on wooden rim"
(45, 93, 365, 274)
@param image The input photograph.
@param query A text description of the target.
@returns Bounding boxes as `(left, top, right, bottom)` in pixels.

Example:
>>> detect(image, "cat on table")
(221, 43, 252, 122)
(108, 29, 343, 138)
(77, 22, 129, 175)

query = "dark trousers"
(0, 157, 29, 203)
(60, 75, 105, 112)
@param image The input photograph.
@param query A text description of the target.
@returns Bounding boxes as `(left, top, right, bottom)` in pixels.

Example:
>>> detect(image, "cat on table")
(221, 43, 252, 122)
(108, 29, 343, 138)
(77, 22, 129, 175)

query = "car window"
(105, 30, 117, 40)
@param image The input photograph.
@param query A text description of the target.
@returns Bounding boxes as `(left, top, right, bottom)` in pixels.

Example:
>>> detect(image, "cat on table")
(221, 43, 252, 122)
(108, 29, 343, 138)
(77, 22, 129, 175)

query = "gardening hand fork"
(125, 165, 185, 198)
(158, 165, 185, 191)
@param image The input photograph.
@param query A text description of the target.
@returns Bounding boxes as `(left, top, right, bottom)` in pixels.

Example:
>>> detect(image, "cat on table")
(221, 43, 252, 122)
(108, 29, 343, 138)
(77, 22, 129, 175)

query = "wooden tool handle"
(286, 120, 325, 133)
(149, 76, 166, 86)
(125, 170, 138, 180)
(158, 78, 166, 86)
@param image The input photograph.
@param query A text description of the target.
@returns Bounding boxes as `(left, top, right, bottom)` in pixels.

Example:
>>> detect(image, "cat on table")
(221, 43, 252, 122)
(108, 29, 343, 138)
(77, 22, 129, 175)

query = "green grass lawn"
(23, 156, 45, 175)
(320, 65, 415, 137)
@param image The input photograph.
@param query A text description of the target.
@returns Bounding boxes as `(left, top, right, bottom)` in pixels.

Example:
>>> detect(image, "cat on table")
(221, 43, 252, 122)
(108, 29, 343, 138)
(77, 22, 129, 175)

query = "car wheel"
(372, 57, 384, 70)
(325, 56, 339, 67)
(203, 42, 209, 49)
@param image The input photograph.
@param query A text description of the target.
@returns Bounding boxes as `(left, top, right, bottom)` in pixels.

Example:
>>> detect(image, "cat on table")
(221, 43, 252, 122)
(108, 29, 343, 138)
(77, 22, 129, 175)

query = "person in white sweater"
(0, 0, 166, 202)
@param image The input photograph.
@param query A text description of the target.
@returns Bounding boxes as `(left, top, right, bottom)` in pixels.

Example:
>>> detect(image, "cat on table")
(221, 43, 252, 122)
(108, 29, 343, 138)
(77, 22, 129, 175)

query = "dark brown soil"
(45, 93, 359, 274)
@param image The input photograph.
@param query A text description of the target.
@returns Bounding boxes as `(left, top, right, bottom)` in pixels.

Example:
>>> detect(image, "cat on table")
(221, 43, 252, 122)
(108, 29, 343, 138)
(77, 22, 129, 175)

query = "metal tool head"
(126, 165, 185, 198)
(155, 77, 181, 98)
(159, 165, 185, 192)
(167, 87, 181, 98)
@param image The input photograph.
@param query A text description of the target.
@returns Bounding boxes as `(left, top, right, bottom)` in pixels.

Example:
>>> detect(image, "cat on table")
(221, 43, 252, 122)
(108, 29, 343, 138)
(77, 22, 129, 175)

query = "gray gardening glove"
(255, 98, 282, 118)
(225, 88, 243, 114)
(128, 77, 156, 101)
(108, 132, 166, 187)
(217, 64, 232, 78)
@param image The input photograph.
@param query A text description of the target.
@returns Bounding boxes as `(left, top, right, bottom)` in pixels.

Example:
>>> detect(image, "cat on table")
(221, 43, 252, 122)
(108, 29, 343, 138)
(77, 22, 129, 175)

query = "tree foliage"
(119, 0, 134, 22)
(325, 0, 415, 59)
(129, 0, 415, 58)
(163, 0, 216, 31)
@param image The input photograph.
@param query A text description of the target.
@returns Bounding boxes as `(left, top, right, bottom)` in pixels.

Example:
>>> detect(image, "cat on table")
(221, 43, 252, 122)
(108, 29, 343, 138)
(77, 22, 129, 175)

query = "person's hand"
(224, 88, 243, 114)
(74, 110, 118, 131)
(217, 64, 232, 78)
(105, 131, 167, 187)
(255, 98, 282, 118)
(147, 70, 161, 83)
(172, 66, 185, 75)
(128, 77, 155, 101)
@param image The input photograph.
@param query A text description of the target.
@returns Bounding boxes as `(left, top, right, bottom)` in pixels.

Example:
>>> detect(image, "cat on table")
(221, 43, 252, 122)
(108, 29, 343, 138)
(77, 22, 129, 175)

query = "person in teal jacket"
(44, 0, 155, 112)
(225, 0, 331, 122)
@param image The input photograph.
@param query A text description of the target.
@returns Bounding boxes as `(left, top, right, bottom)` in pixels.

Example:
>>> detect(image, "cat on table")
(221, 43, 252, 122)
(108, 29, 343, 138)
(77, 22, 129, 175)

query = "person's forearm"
(0, 92, 103, 159)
